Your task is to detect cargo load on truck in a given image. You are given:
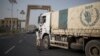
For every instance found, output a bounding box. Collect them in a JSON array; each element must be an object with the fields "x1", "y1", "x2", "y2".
[{"x1": 51, "y1": 2, "x2": 100, "y2": 37}]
